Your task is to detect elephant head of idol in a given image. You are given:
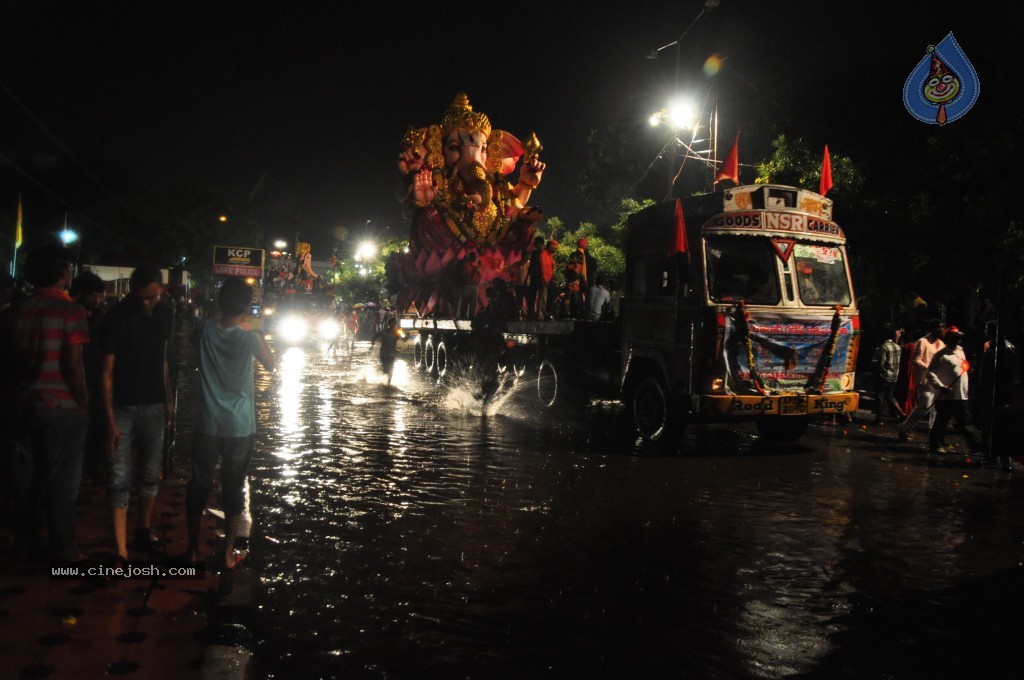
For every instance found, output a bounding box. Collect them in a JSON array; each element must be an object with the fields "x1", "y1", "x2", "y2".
[{"x1": 405, "y1": 92, "x2": 530, "y2": 247}]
